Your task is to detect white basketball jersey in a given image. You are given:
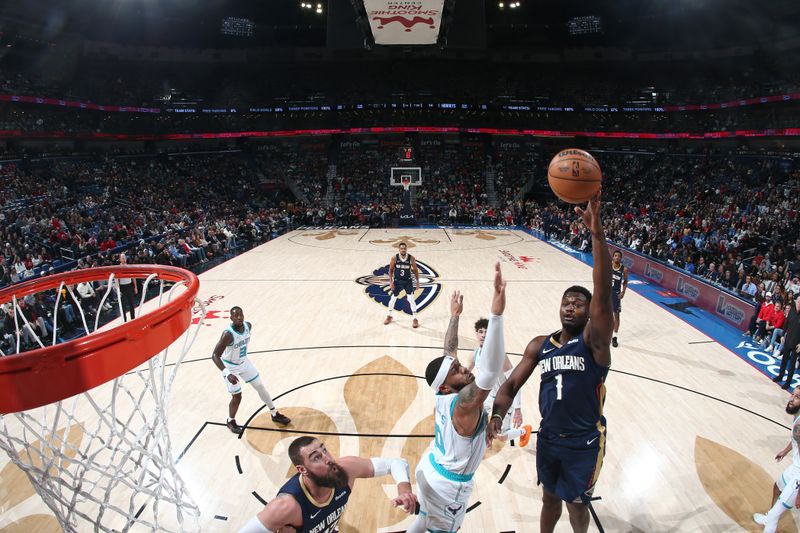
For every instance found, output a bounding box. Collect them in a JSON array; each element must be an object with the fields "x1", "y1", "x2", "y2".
[
  {"x1": 429, "y1": 393, "x2": 488, "y2": 477},
  {"x1": 222, "y1": 323, "x2": 250, "y2": 365}
]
